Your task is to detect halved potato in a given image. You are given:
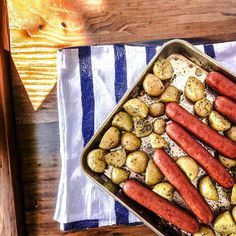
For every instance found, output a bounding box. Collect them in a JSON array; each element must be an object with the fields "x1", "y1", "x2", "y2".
[
  {"x1": 104, "y1": 149, "x2": 127, "y2": 167},
  {"x1": 134, "y1": 118, "x2": 153, "y2": 138},
  {"x1": 112, "y1": 111, "x2": 133, "y2": 131},
  {"x1": 99, "y1": 127, "x2": 121, "y2": 150},
  {"x1": 209, "y1": 111, "x2": 231, "y2": 132},
  {"x1": 232, "y1": 206, "x2": 236, "y2": 222},
  {"x1": 219, "y1": 154, "x2": 236, "y2": 168},
  {"x1": 153, "y1": 118, "x2": 166, "y2": 135},
  {"x1": 193, "y1": 225, "x2": 215, "y2": 236},
  {"x1": 153, "y1": 58, "x2": 174, "y2": 80},
  {"x1": 231, "y1": 184, "x2": 236, "y2": 205},
  {"x1": 145, "y1": 159, "x2": 163, "y2": 186},
  {"x1": 153, "y1": 182, "x2": 174, "y2": 201},
  {"x1": 226, "y1": 126, "x2": 236, "y2": 142},
  {"x1": 199, "y1": 176, "x2": 219, "y2": 201},
  {"x1": 87, "y1": 149, "x2": 107, "y2": 173},
  {"x1": 149, "y1": 102, "x2": 165, "y2": 117},
  {"x1": 111, "y1": 167, "x2": 130, "y2": 184},
  {"x1": 149, "y1": 133, "x2": 168, "y2": 149},
  {"x1": 121, "y1": 132, "x2": 141, "y2": 151},
  {"x1": 143, "y1": 74, "x2": 164, "y2": 96},
  {"x1": 126, "y1": 151, "x2": 149, "y2": 173},
  {"x1": 194, "y1": 98, "x2": 213, "y2": 117},
  {"x1": 159, "y1": 85, "x2": 180, "y2": 103},
  {"x1": 123, "y1": 98, "x2": 148, "y2": 118}
]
